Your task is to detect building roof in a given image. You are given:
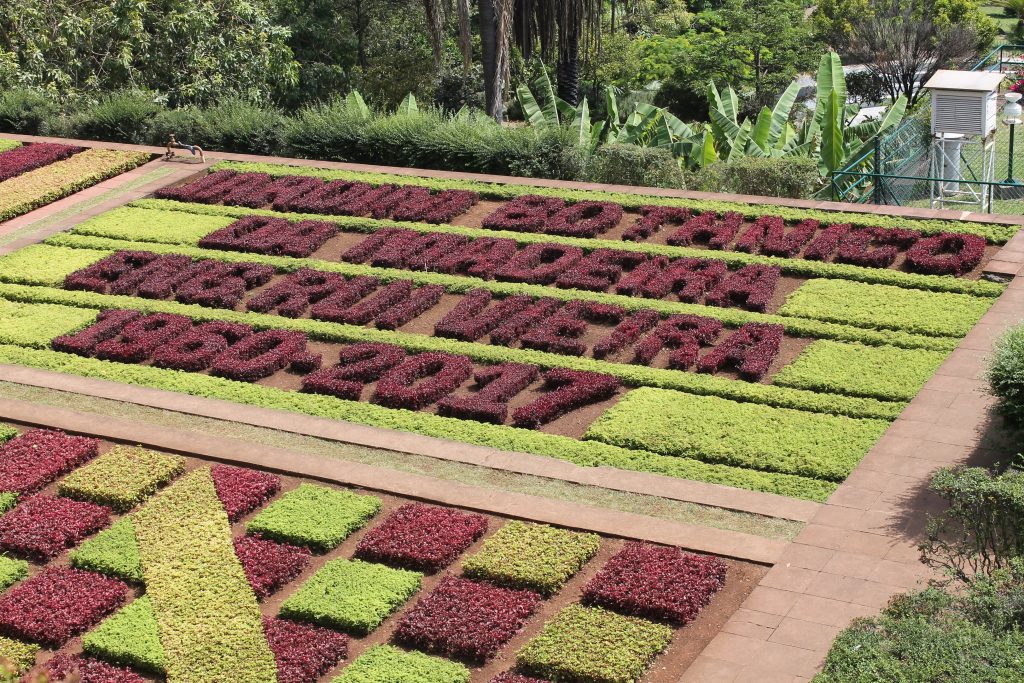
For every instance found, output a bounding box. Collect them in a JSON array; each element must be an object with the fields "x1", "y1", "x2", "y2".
[{"x1": 923, "y1": 70, "x2": 1004, "y2": 93}]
